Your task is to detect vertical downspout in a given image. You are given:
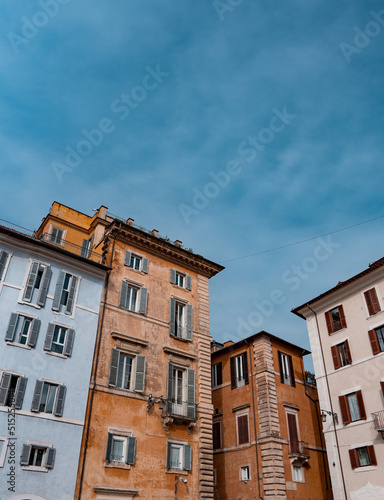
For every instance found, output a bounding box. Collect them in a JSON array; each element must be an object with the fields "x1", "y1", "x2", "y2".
[{"x1": 306, "y1": 304, "x2": 347, "y2": 500}]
